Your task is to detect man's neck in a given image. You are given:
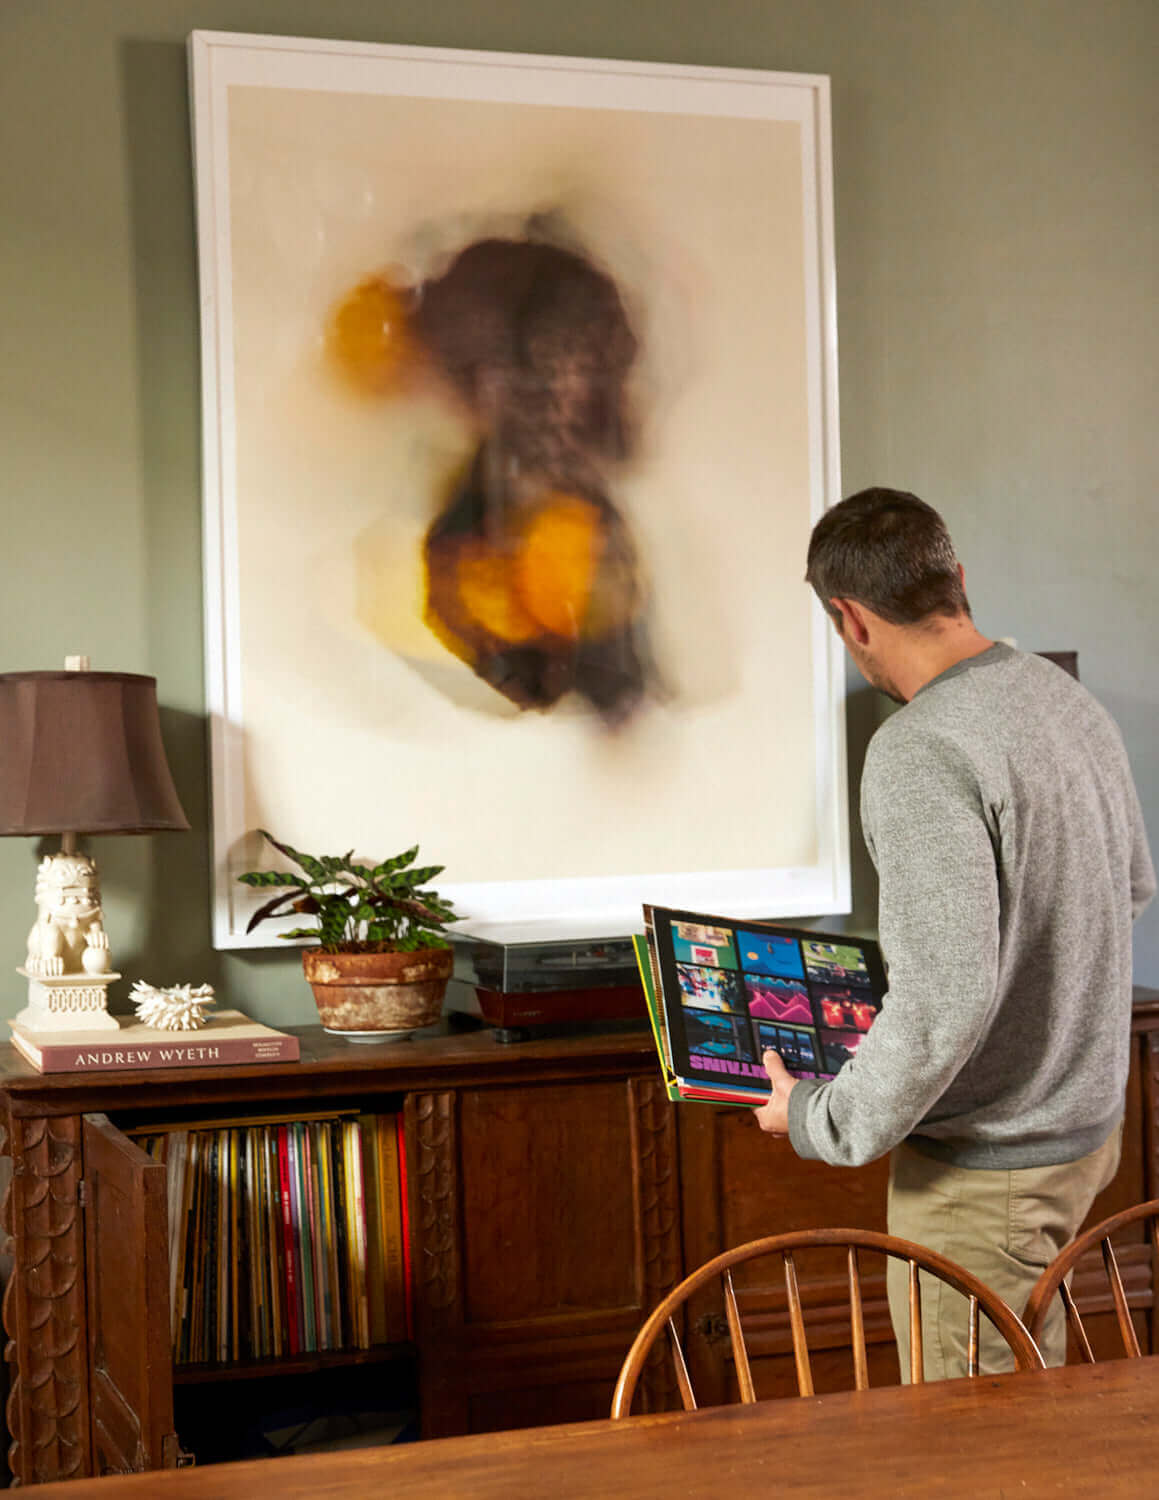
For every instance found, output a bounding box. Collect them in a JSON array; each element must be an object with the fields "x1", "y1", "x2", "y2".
[{"x1": 894, "y1": 617, "x2": 995, "y2": 701}]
